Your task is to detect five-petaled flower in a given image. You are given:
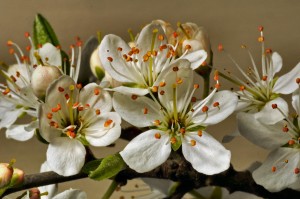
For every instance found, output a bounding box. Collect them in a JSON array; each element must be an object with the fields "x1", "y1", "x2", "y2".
[{"x1": 39, "y1": 75, "x2": 121, "y2": 176}]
